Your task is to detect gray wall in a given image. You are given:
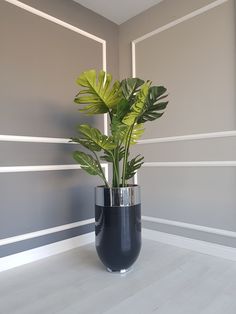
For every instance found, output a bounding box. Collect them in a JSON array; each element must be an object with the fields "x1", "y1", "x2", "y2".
[
  {"x1": 120, "y1": 0, "x2": 236, "y2": 247},
  {"x1": 1, "y1": 0, "x2": 235, "y2": 261},
  {"x1": 0, "y1": 0, "x2": 118, "y2": 257}
]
